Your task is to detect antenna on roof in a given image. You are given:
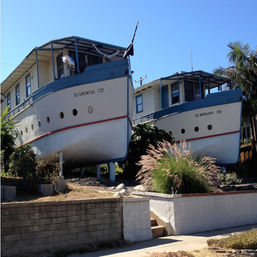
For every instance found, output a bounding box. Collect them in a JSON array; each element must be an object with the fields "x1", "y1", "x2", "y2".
[
  {"x1": 135, "y1": 75, "x2": 147, "y2": 86},
  {"x1": 191, "y1": 50, "x2": 193, "y2": 71},
  {"x1": 123, "y1": 22, "x2": 139, "y2": 59}
]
